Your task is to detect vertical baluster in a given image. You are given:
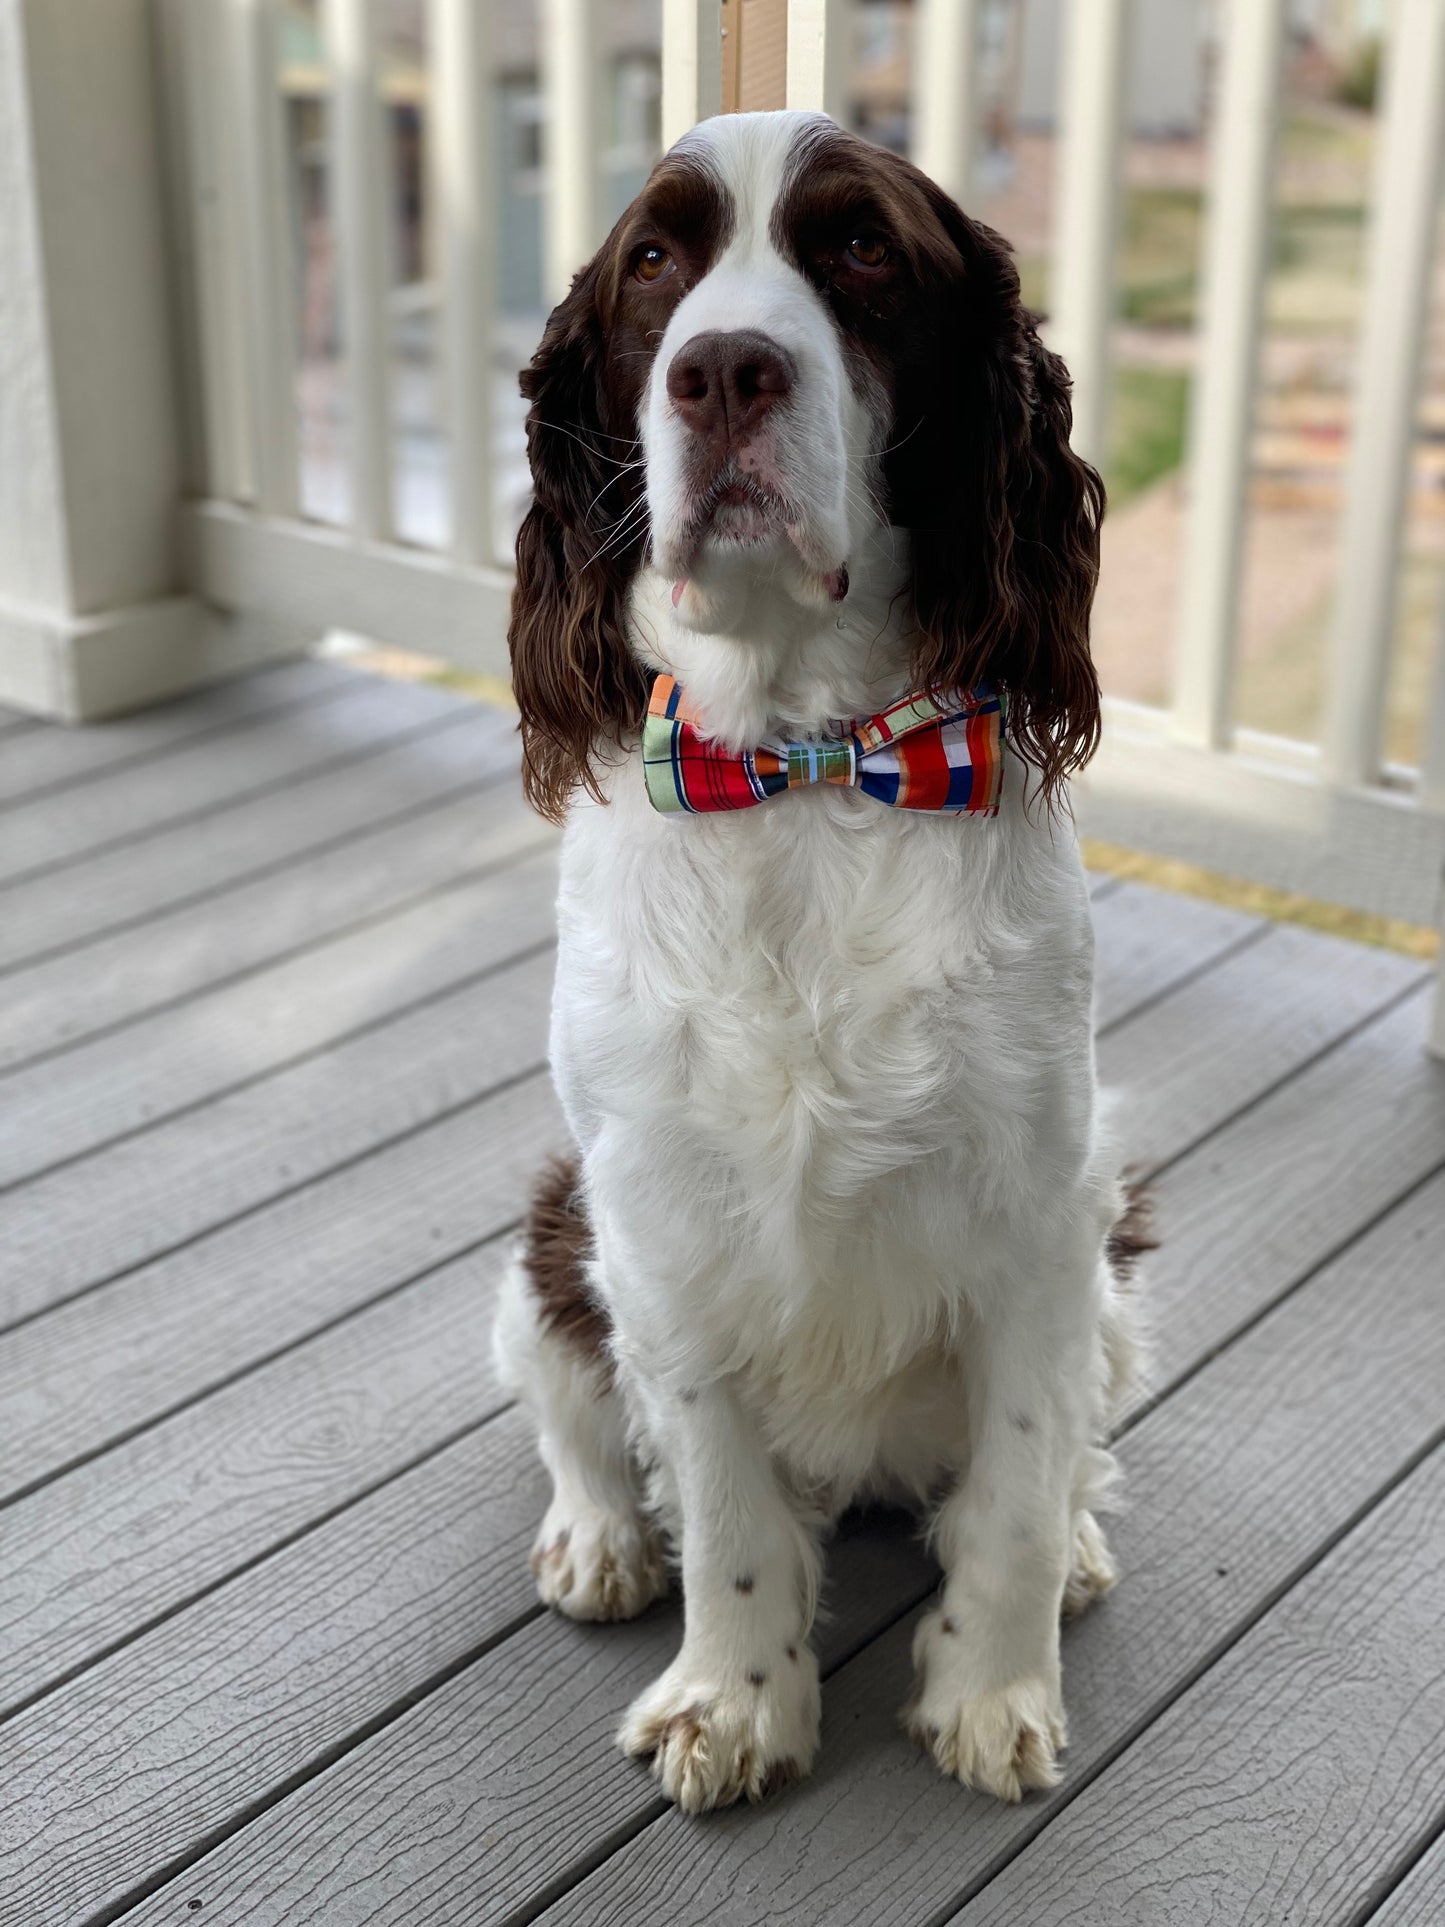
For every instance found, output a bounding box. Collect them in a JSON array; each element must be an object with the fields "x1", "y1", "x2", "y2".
[
  {"x1": 1050, "y1": 0, "x2": 1131, "y2": 471},
  {"x1": 323, "y1": 0, "x2": 393, "y2": 541},
  {"x1": 1423, "y1": 594, "x2": 1445, "y2": 812},
  {"x1": 786, "y1": 0, "x2": 844, "y2": 119},
  {"x1": 152, "y1": 0, "x2": 211, "y2": 496},
  {"x1": 1324, "y1": 0, "x2": 1445, "y2": 792},
  {"x1": 233, "y1": 0, "x2": 300, "y2": 518},
  {"x1": 1420, "y1": 553, "x2": 1445, "y2": 1053},
  {"x1": 434, "y1": 0, "x2": 496, "y2": 567},
  {"x1": 179, "y1": 0, "x2": 253, "y2": 502},
  {"x1": 662, "y1": 0, "x2": 722, "y2": 148},
  {"x1": 541, "y1": 0, "x2": 601, "y2": 307},
  {"x1": 911, "y1": 0, "x2": 983, "y2": 208},
  {"x1": 1171, "y1": 0, "x2": 1287, "y2": 751}
]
